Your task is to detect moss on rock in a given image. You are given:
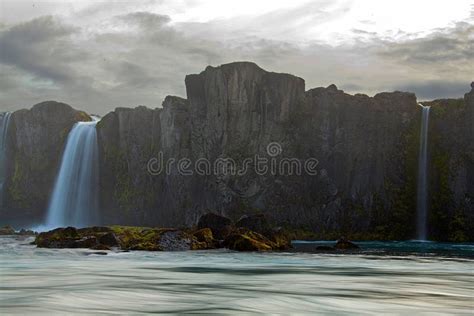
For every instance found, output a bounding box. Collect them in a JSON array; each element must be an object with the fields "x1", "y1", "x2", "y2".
[{"x1": 223, "y1": 228, "x2": 276, "y2": 252}]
